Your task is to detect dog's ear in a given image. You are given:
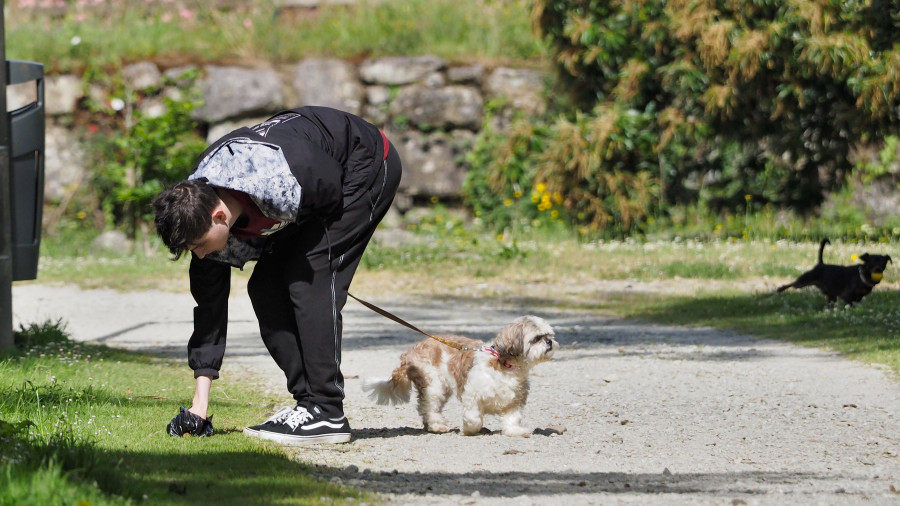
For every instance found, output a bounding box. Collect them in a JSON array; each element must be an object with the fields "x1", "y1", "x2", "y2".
[
  {"x1": 861, "y1": 253, "x2": 870, "y2": 263},
  {"x1": 493, "y1": 320, "x2": 525, "y2": 358},
  {"x1": 888, "y1": 256, "x2": 893, "y2": 264}
]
